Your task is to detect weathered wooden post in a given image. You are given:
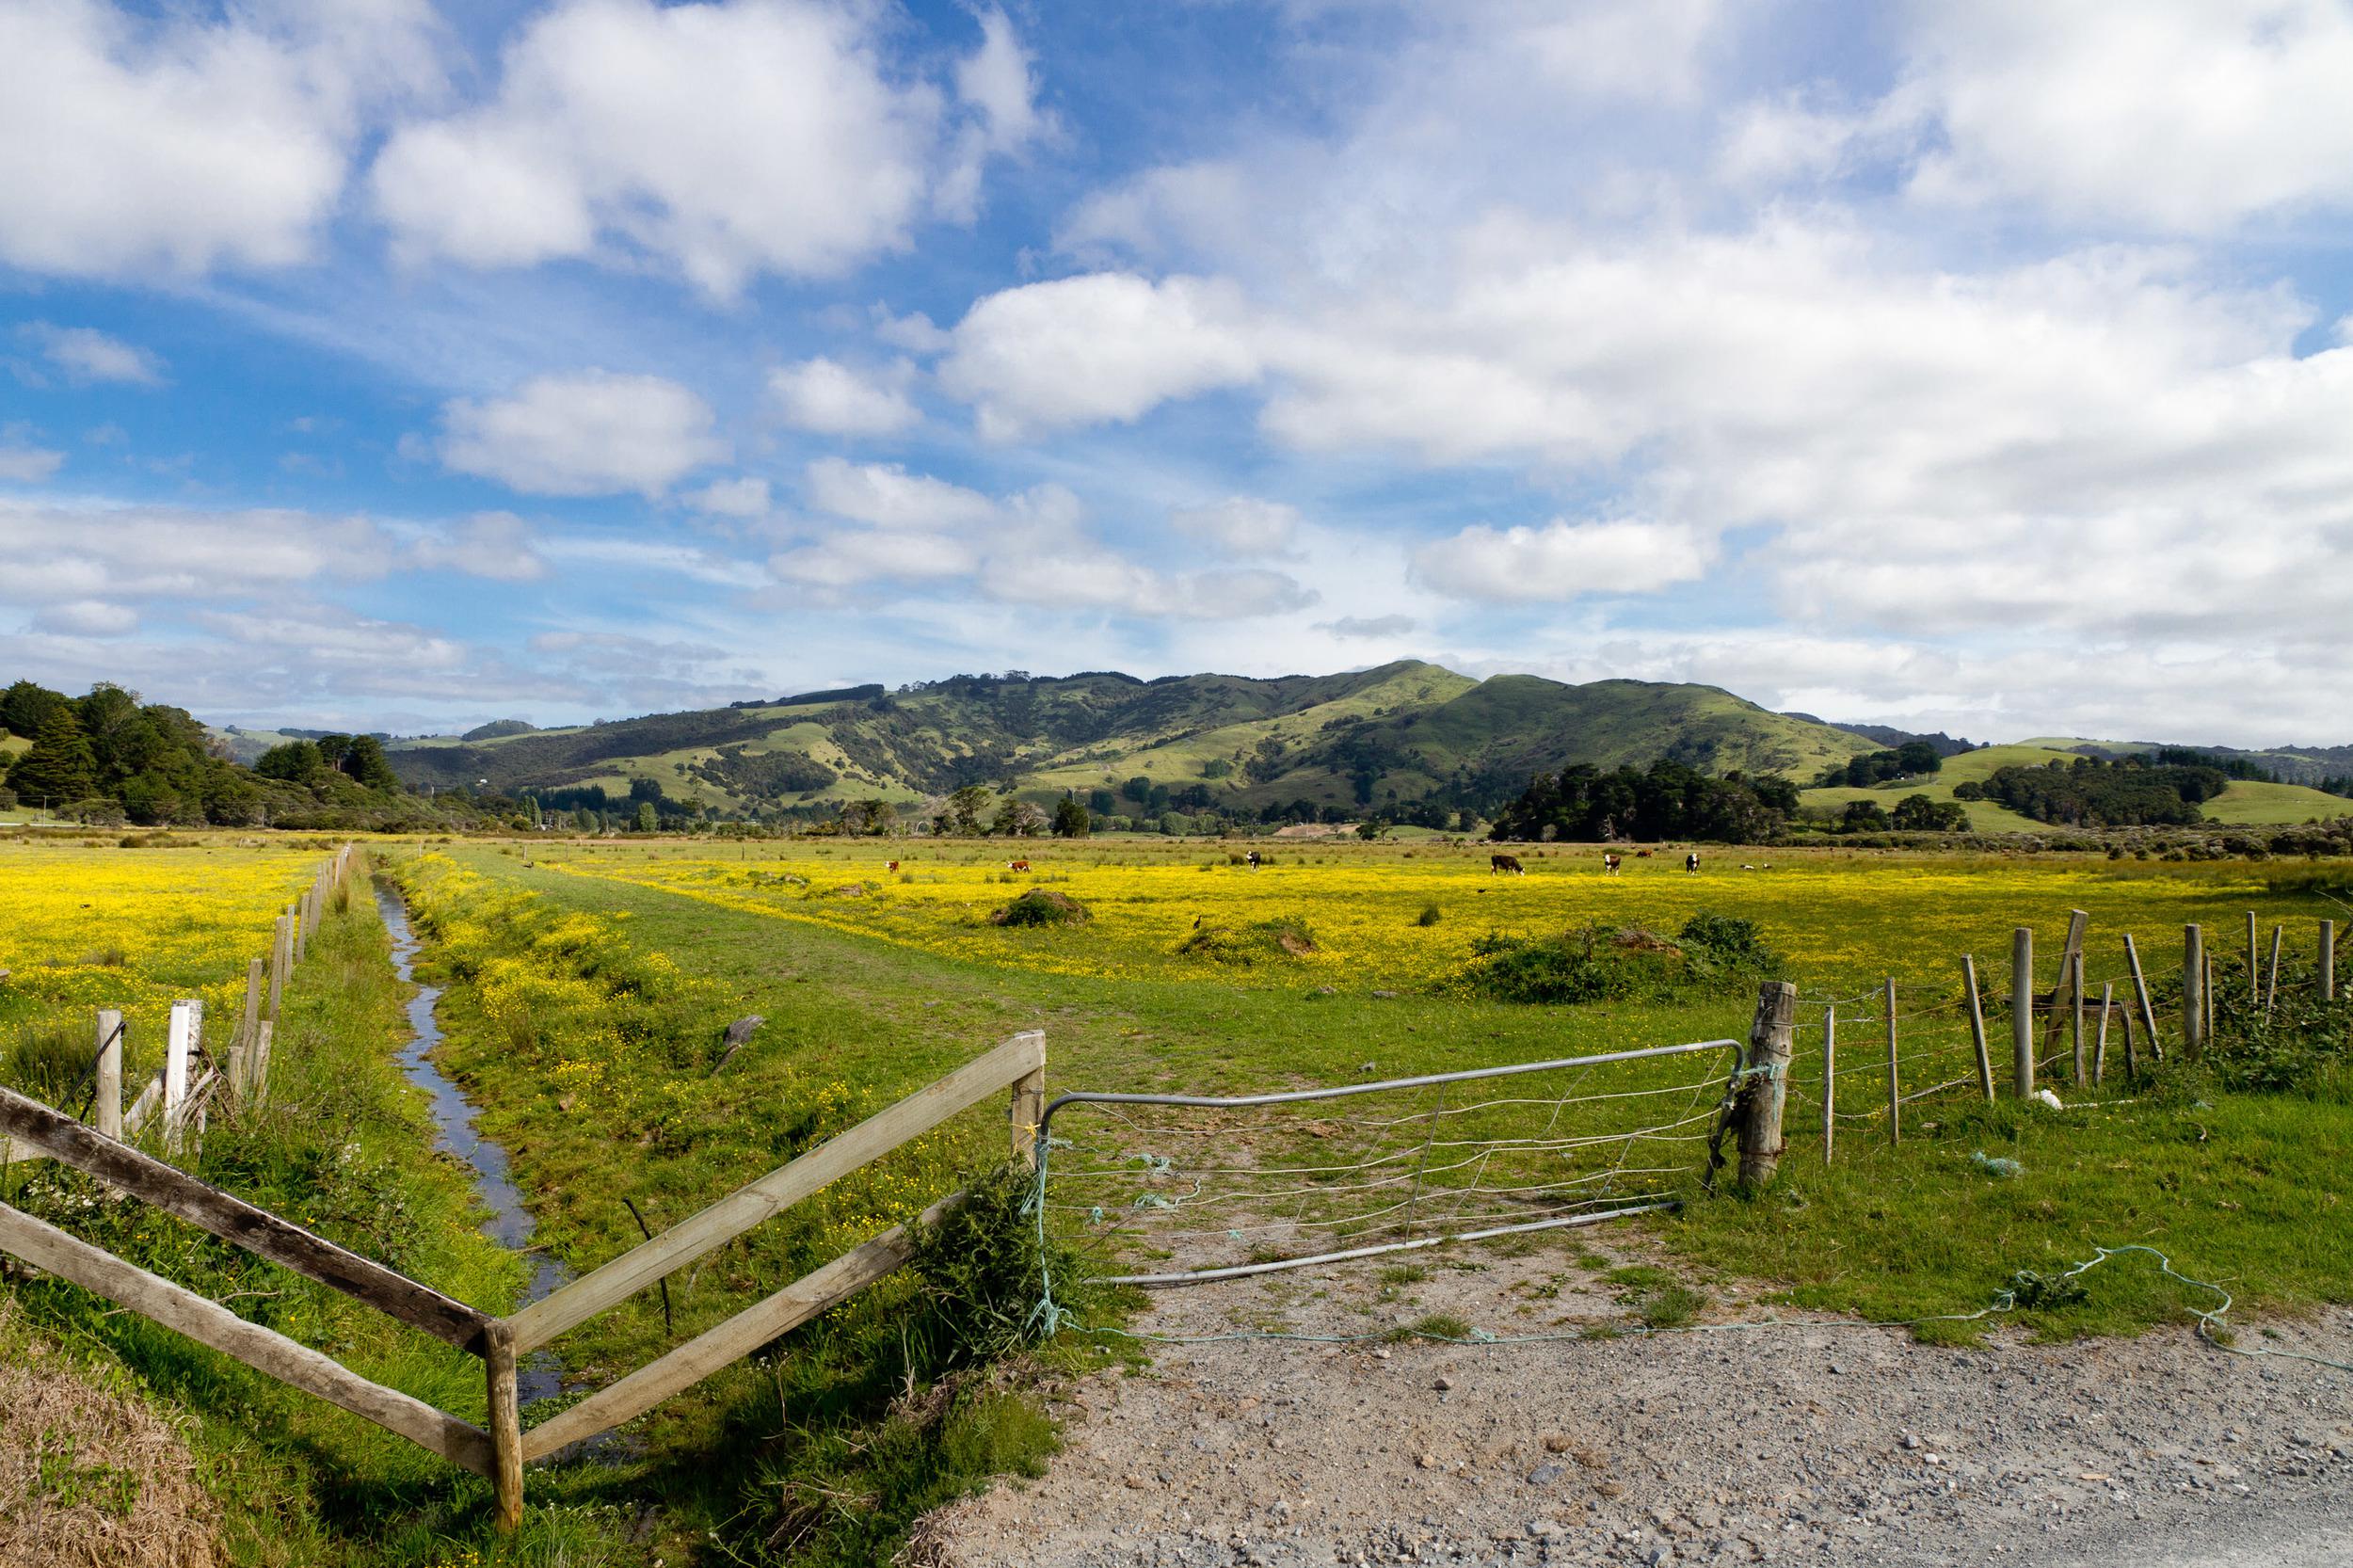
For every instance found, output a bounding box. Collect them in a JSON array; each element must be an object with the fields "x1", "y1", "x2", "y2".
[
  {"x1": 251, "y1": 1022, "x2": 275, "y2": 1106},
  {"x1": 2092, "y1": 984, "x2": 2114, "y2": 1086},
  {"x1": 94, "y1": 1010, "x2": 124, "y2": 1141},
  {"x1": 1883, "y1": 977, "x2": 1899, "y2": 1145},
  {"x1": 164, "y1": 1000, "x2": 200, "y2": 1152},
  {"x1": 2184, "y1": 924, "x2": 2205, "y2": 1059},
  {"x1": 2010, "y1": 927, "x2": 2034, "y2": 1099},
  {"x1": 2071, "y1": 951, "x2": 2088, "y2": 1087},
  {"x1": 1737, "y1": 981, "x2": 1796, "y2": 1186},
  {"x1": 1819, "y1": 1005, "x2": 1836, "y2": 1164},
  {"x1": 485, "y1": 1319, "x2": 523, "y2": 1532},
  {"x1": 2041, "y1": 909, "x2": 2089, "y2": 1058},
  {"x1": 2121, "y1": 1000, "x2": 2137, "y2": 1077},
  {"x1": 268, "y1": 915, "x2": 293, "y2": 1020},
  {"x1": 2324, "y1": 919, "x2": 2337, "y2": 1002},
  {"x1": 2124, "y1": 934, "x2": 2162, "y2": 1061},
  {"x1": 235, "y1": 958, "x2": 264, "y2": 1103},
  {"x1": 1010, "y1": 1063, "x2": 1046, "y2": 1173},
  {"x1": 1963, "y1": 955, "x2": 1994, "y2": 1101},
  {"x1": 2245, "y1": 911, "x2": 2258, "y2": 1023}
]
